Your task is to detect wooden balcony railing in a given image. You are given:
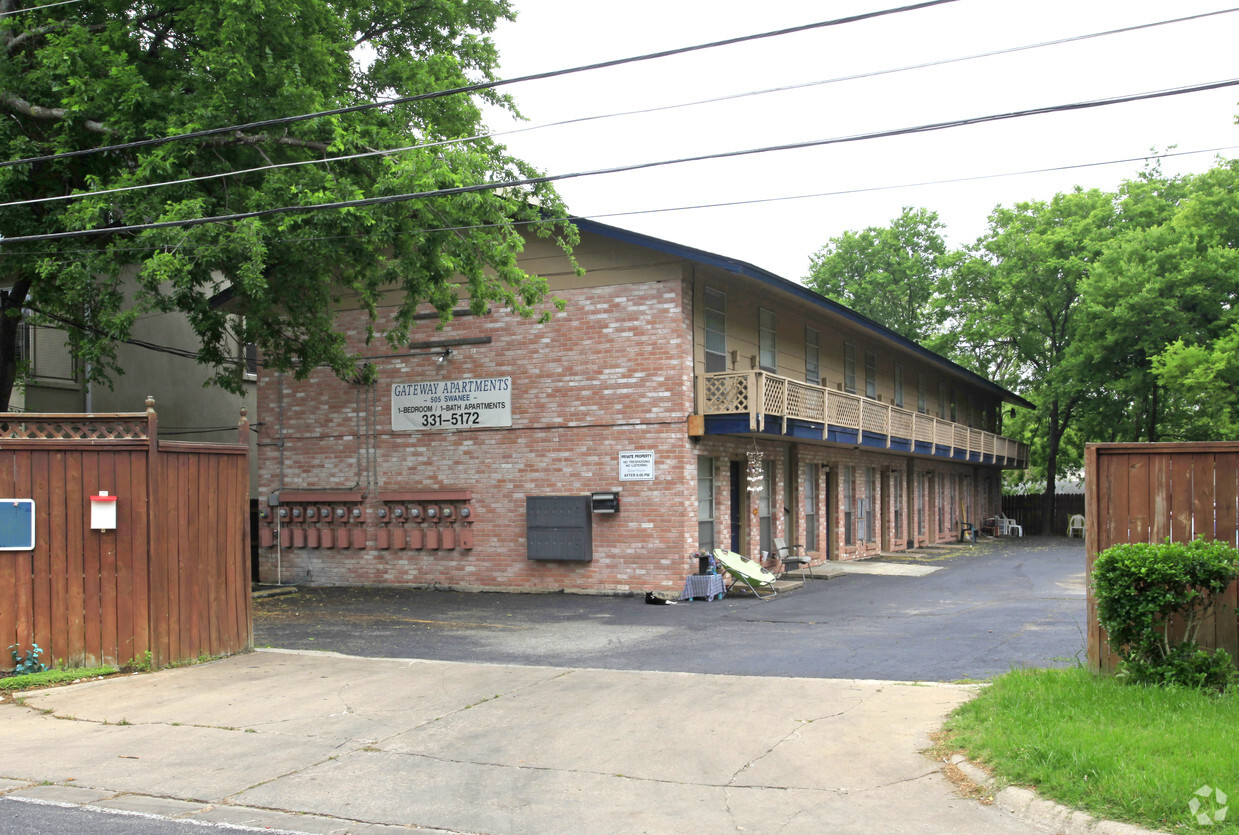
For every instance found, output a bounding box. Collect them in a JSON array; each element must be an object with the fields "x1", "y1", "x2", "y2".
[{"x1": 696, "y1": 371, "x2": 1029, "y2": 468}]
